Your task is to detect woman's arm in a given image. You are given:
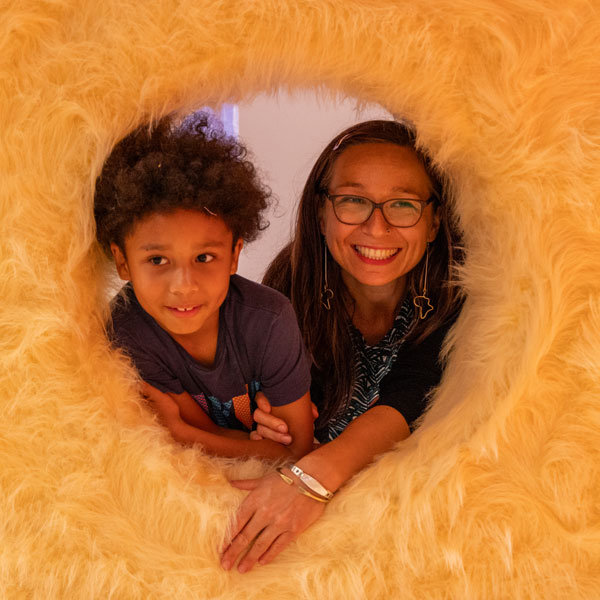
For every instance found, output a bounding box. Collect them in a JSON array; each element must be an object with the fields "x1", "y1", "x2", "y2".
[
  {"x1": 142, "y1": 383, "x2": 314, "y2": 460},
  {"x1": 220, "y1": 405, "x2": 409, "y2": 572},
  {"x1": 251, "y1": 316, "x2": 454, "y2": 443}
]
